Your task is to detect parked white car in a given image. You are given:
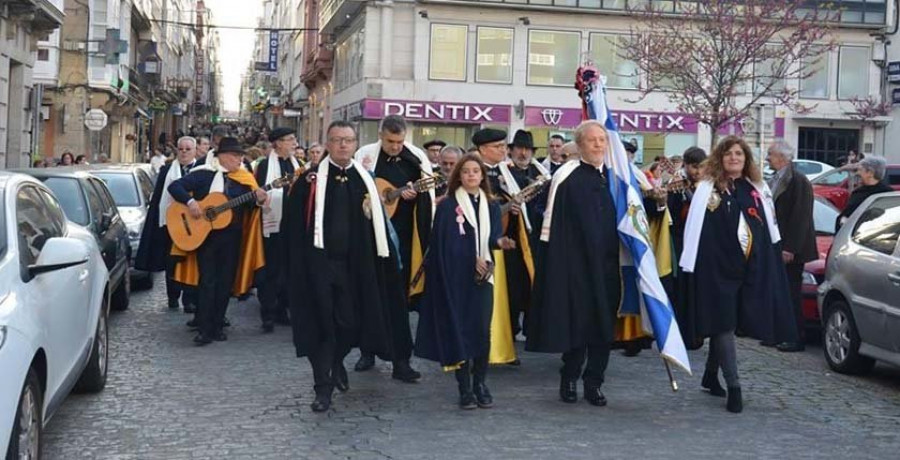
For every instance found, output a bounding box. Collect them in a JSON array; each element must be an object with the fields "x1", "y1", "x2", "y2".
[
  {"x1": 0, "y1": 172, "x2": 110, "y2": 458},
  {"x1": 764, "y1": 159, "x2": 835, "y2": 182}
]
